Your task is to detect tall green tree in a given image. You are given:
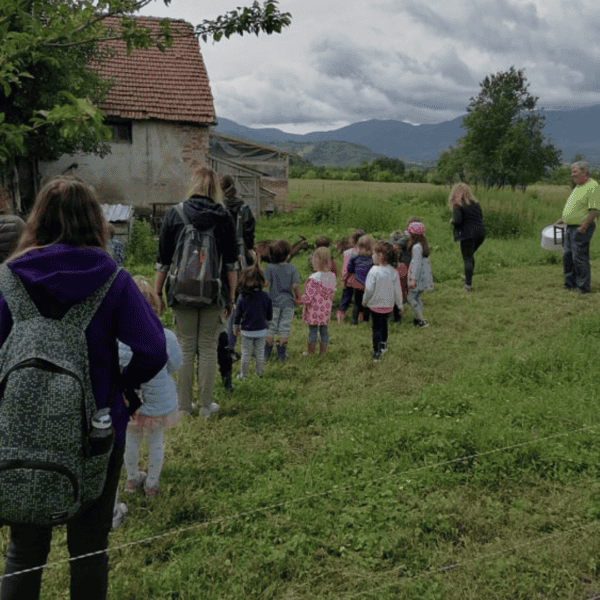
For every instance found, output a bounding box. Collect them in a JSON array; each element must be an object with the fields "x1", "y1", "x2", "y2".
[
  {"x1": 458, "y1": 67, "x2": 560, "y2": 190},
  {"x1": 1, "y1": 0, "x2": 291, "y2": 188}
]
